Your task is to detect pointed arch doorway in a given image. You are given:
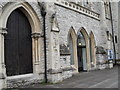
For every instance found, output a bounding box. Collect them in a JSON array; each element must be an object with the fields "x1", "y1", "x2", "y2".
[
  {"x1": 77, "y1": 27, "x2": 91, "y2": 72},
  {"x1": 4, "y1": 8, "x2": 33, "y2": 76},
  {"x1": 77, "y1": 32, "x2": 87, "y2": 72}
]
